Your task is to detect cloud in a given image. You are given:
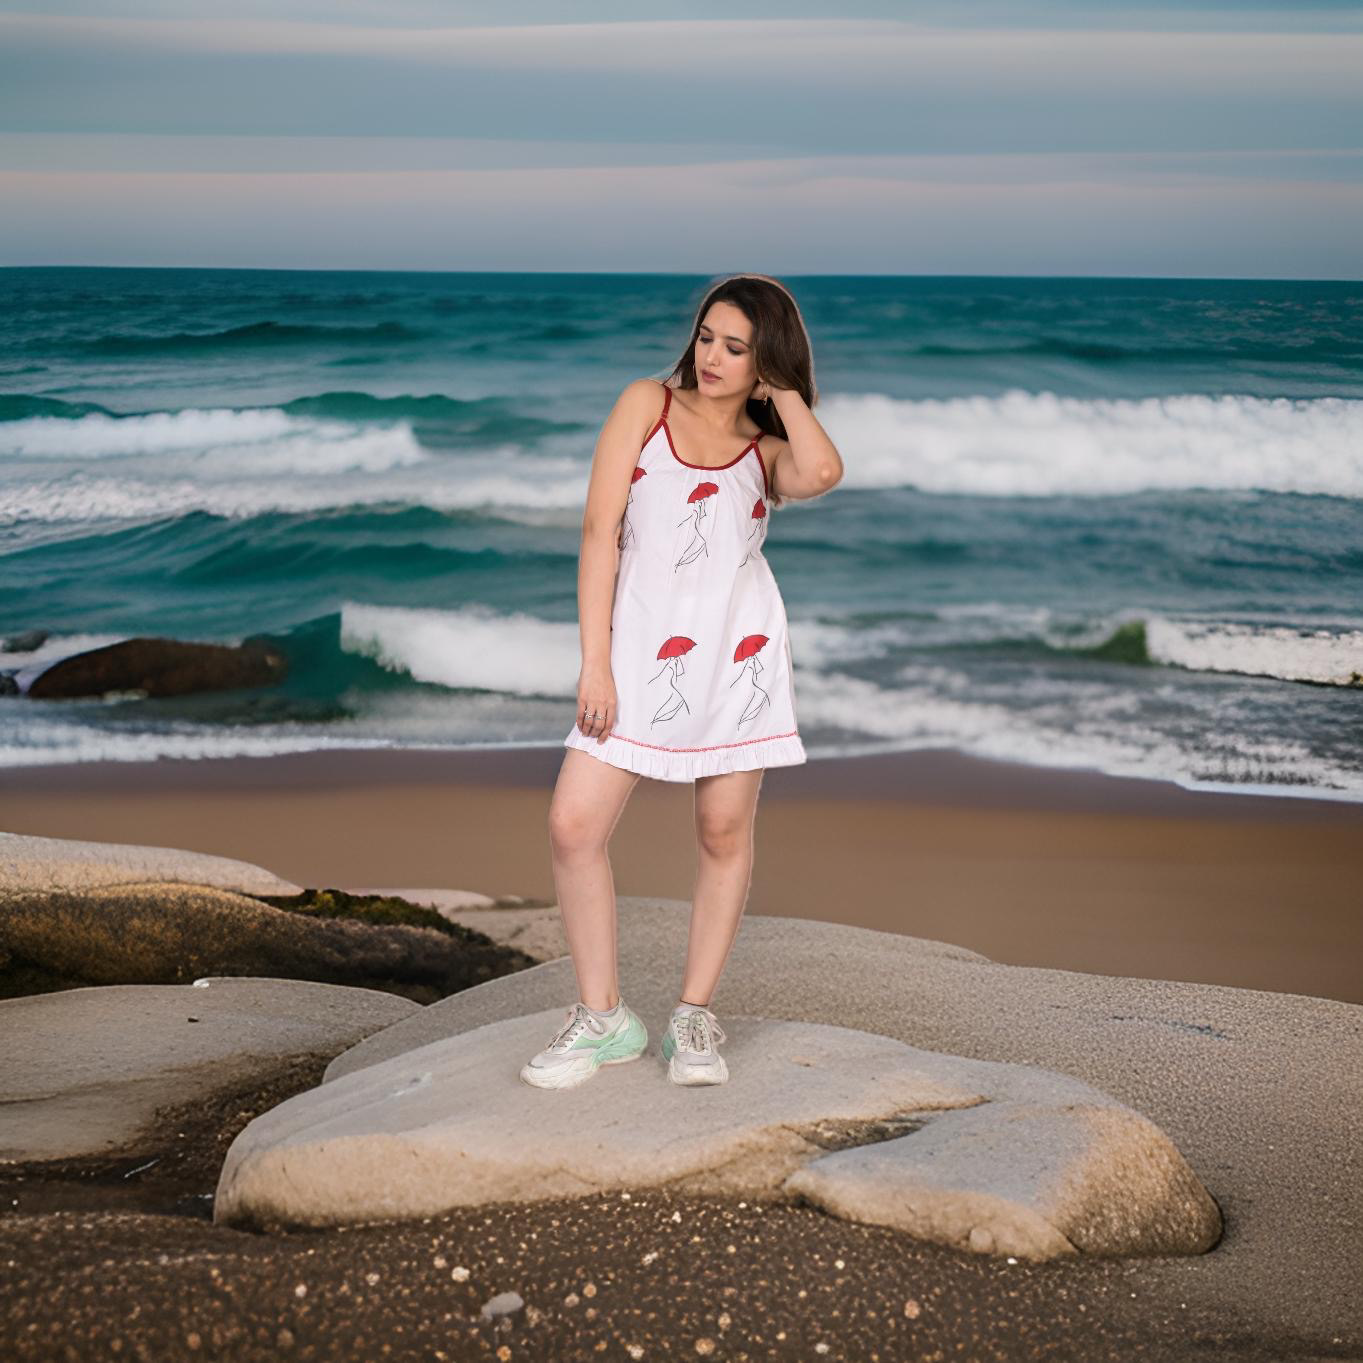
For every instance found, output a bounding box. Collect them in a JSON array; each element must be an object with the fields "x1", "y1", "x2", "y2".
[
  {"x1": 3, "y1": 152, "x2": 1359, "y2": 276},
  {"x1": 2, "y1": 14, "x2": 1360, "y2": 97},
  {"x1": 2, "y1": 7, "x2": 1357, "y2": 273}
]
